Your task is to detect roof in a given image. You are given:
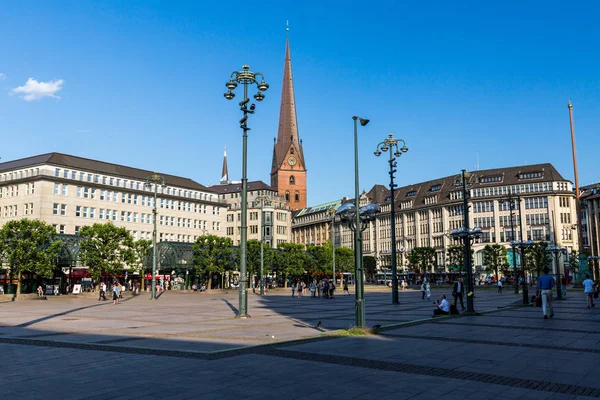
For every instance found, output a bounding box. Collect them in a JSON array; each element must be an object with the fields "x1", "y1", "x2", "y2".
[
  {"x1": 384, "y1": 163, "x2": 568, "y2": 211},
  {"x1": 294, "y1": 199, "x2": 342, "y2": 217},
  {"x1": 0, "y1": 152, "x2": 213, "y2": 192},
  {"x1": 209, "y1": 180, "x2": 275, "y2": 195}
]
